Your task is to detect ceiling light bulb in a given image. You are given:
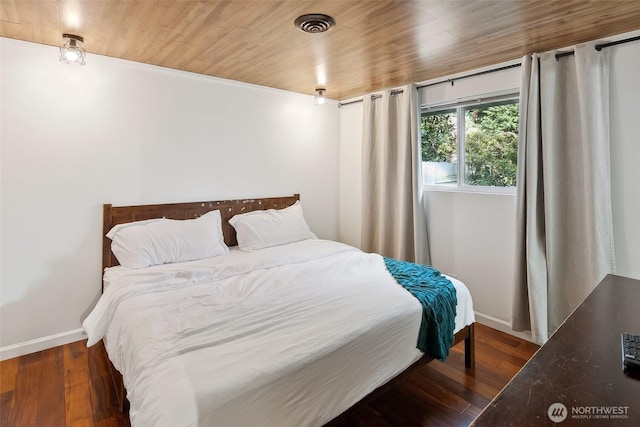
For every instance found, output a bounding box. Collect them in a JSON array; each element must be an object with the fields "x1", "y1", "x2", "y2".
[{"x1": 65, "y1": 49, "x2": 79, "y2": 62}]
